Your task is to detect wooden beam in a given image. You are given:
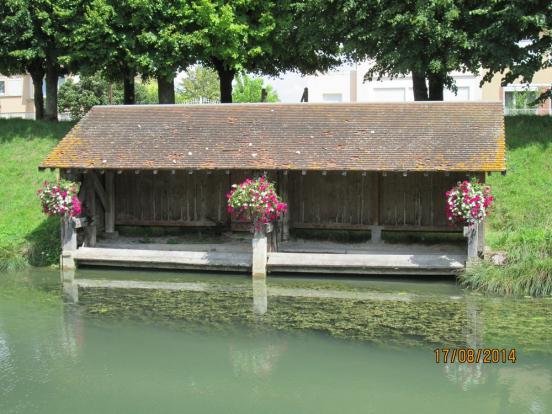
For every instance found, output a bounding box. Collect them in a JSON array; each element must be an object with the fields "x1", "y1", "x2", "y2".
[
  {"x1": 88, "y1": 170, "x2": 108, "y2": 210},
  {"x1": 291, "y1": 222, "x2": 461, "y2": 232},
  {"x1": 280, "y1": 172, "x2": 290, "y2": 242},
  {"x1": 115, "y1": 219, "x2": 218, "y2": 227},
  {"x1": 104, "y1": 171, "x2": 115, "y2": 234},
  {"x1": 372, "y1": 173, "x2": 380, "y2": 225},
  {"x1": 83, "y1": 174, "x2": 97, "y2": 247}
]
